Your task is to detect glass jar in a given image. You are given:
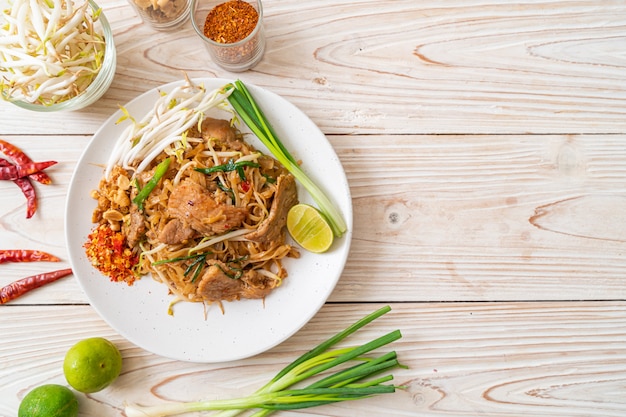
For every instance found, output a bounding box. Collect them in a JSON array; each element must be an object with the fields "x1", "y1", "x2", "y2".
[
  {"x1": 191, "y1": 0, "x2": 265, "y2": 72},
  {"x1": 128, "y1": 0, "x2": 191, "y2": 30},
  {"x1": 6, "y1": 0, "x2": 117, "y2": 112}
]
